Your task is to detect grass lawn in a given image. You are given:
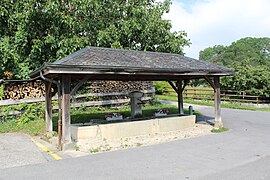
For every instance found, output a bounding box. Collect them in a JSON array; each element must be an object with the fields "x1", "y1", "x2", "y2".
[{"x1": 0, "y1": 119, "x2": 45, "y2": 136}]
